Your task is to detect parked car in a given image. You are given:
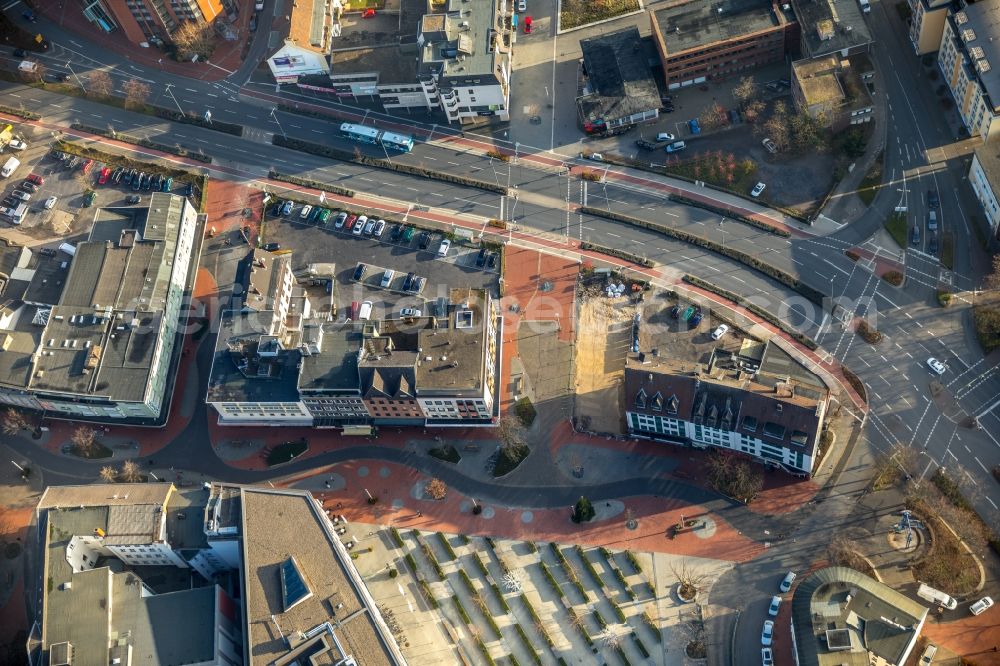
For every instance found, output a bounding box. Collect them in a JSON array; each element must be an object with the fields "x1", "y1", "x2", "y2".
[
  {"x1": 112, "y1": 167, "x2": 124, "y2": 183},
  {"x1": 911, "y1": 225, "x2": 920, "y2": 245},
  {"x1": 768, "y1": 596, "x2": 782, "y2": 616},
  {"x1": 400, "y1": 307, "x2": 422, "y2": 318},
  {"x1": 44, "y1": 196, "x2": 58, "y2": 209},
  {"x1": 656, "y1": 132, "x2": 675, "y2": 142},
  {"x1": 438, "y1": 239, "x2": 451, "y2": 256},
  {"x1": 125, "y1": 195, "x2": 141, "y2": 204},
  {"x1": 299, "y1": 204, "x2": 313, "y2": 219},
  {"x1": 635, "y1": 139, "x2": 659, "y2": 151},
  {"x1": 689, "y1": 309, "x2": 703, "y2": 327},
  {"x1": 98, "y1": 166, "x2": 111, "y2": 185},
  {"x1": 20, "y1": 181, "x2": 37, "y2": 192},
  {"x1": 263, "y1": 242, "x2": 281, "y2": 251},
  {"x1": 928, "y1": 233, "x2": 939, "y2": 254},
  {"x1": 317, "y1": 208, "x2": 331, "y2": 224},
  {"x1": 353, "y1": 263, "x2": 367, "y2": 281},
  {"x1": 12, "y1": 49, "x2": 26, "y2": 58},
  {"x1": 133, "y1": 173, "x2": 145, "y2": 191},
  {"x1": 389, "y1": 224, "x2": 403, "y2": 241},
  {"x1": 11, "y1": 190, "x2": 31, "y2": 201},
  {"x1": 751, "y1": 182, "x2": 766, "y2": 197},
  {"x1": 779, "y1": 572, "x2": 796, "y2": 592},
  {"x1": 761, "y1": 621, "x2": 774, "y2": 647},
  {"x1": 332, "y1": 212, "x2": 348, "y2": 228},
  {"x1": 927, "y1": 210, "x2": 938, "y2": 231},
  {"x1": 354, "y1": 215, "x2": 368, "y2": 235},
  {"x1": 144, "y1": 174, "x2": 155, "y2": 191},
  {"x1": 524, "y1": 16, "x2": 532, "y2": 33},
  {"x1": 927, "y1": 357, "x2": 946, "y2": 375},
  {"x1": 280, "y1": 200, "x2": 294, "y2": 216},
  {"x1": 364, "y1": 217, "x2": 377, "y2": 234},
  {"x1": 927, "y1": 189, "x2": 940, "y2": 208},
  {"x1": 402, "y1": 272, "x2": 415, "y2": 291},
  {"x1": 83, "y1": 191, "x2": 97, "y2": 207},
  {"x1": 761, "y1": 648, "x2": 774, "y2": 666},
  {"x1": 418, "y1": 231, "x2": 431, "y2": 249},
  {"x1": 162, "y1": 176, "x2": 173, "y2": 192},
  {"x1": 587, "y1": 153, "x2": 603, "y2": 161},
  {"x1": 402, "y1": 226, "x2": 416, "y2": 242},
  {"x1": 80, "y1": 158, "x2": 94, "y2": 174},
  {"x1": 123, "y1": 169, "x2": 135, "y2": 185},
  {"x1": 380, "y1": 269, "x2": 394, "y2": 288},
  {"x1": 39, "y1": 248, "x2": 57, "y2": 257},
  {"x1": 7, "y1": 139, "x2": 27, "y2": 151},
  {"x1": 762, "y1": 138, "x2": 778, "y2": 154},
  {"x1": 665, "y1": 141, "x2": 687, "y2": 153},
  {"x1": 345, "y1": 214, "x2": 358, "y2": 230},
  {"x1": 373, "y1": 219, "x2": 386, "y2": 237},
  {"x1": 517, "y1": 0, "x2": 526, "y2": 10},
  {"x1": 688, "y1": 118, "x2": 701, "y2": 134},
  {"x1": 970, "y1": 596, "x2": 994, "y2": 616},
  {"x1": 26, "y1": 173, "x2": 44, "y2": 186}
]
